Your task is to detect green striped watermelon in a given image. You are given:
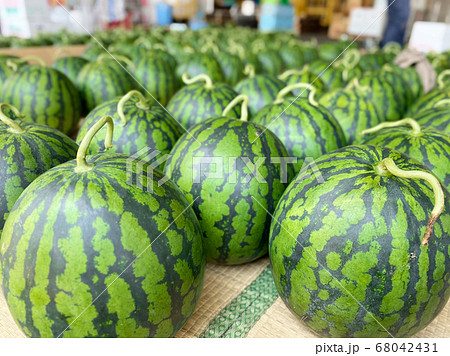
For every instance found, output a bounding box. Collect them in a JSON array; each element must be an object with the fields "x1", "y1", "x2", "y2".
[
  {"x1": 0, "y1": 58, "x2": 20, "y2": 87},
  {"x1": 406, "y1": 87, "x2": 450, "y2": 117},
  {"x1": 0, "y1": 103, "x2": 78, "y2": 233},
  {"x1": 357, "y1": 53, "x2": 386, "y2": 72},
  {"x1": 359, "y1": 119, "x2": 450, "y2": 190},
  {"x1": 1, "y1": 63, "x2": 82, "y2": 135},
  {"x1": 318, "y1": 88, "x2": 383, "y2": 144},
  {"x1": 299, "y1": 43, "x2": 319, "y2": 63},
  {"x1": 317, "y1": 42, "x2": 345, "y2": 62},
  {"x1": 51, "y1": 56, "x2": 89, "y2": 88},
  {"x1": 279, "y1": 45, "x2": 305, "y2": 70},
  {"x1": 350, "y1": 75, "x2": 404, "y2": 122},
  {"x1": 176, "y1": 53, "x2": 224, "y2": 84},
  {"x1": 309, "y1": 60, "x2": 345, "y2": 90},
  {"x1": 379, "y1": 70, "x2": 412, "y2": 111},
  {"x1": 216, "y1": 52, "x2": 244, "y2": 86},
  {"x1": 164, "y1": 96, "x2": 294, "y2": 265},
  {"x1": 336, "y1": 49, "x2": 363, "y2": 84},
  {"x1": 251, "y1": 83, "x2": 346, "y2": 174},
  {"x1": 144, "y1": 49, "x2": 178, "y2": 70},
  {"x1": 133, "y1": 55, "x2": 178, "y2": 106},
  {"x1": 81, "y1": 45, "x2": 105, "y2": 61},
  {"x1": 278, "y1": 68, "x2": 326, "y2": 99},
  {"x1": 234, "y1": 74, "x2": 285, "y2": 118},
  {"x1": 77, "y1": 56, "x2": 136, "y2": 113},
  {"x1": 414, "y1": 107, "x2": 450, "y2": 134},
  {"x1": 0, "y1": 116, "x2": 205, "y2": 337},
  {"x1": 270, "y1": 144, "x2": 450, "y2": 337},
  {"x1": 166, "y1": 74, "x2": 240, "y2": 129},
  {"x1": 382, "y1": 64, "x2": 423, "y2": 102},
  {"x1": 256, "y1": 50, "x2": 284, "y2": 76},
  {"x1": 76, "y1": 90, "x2": 182, "y2": 161}
]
